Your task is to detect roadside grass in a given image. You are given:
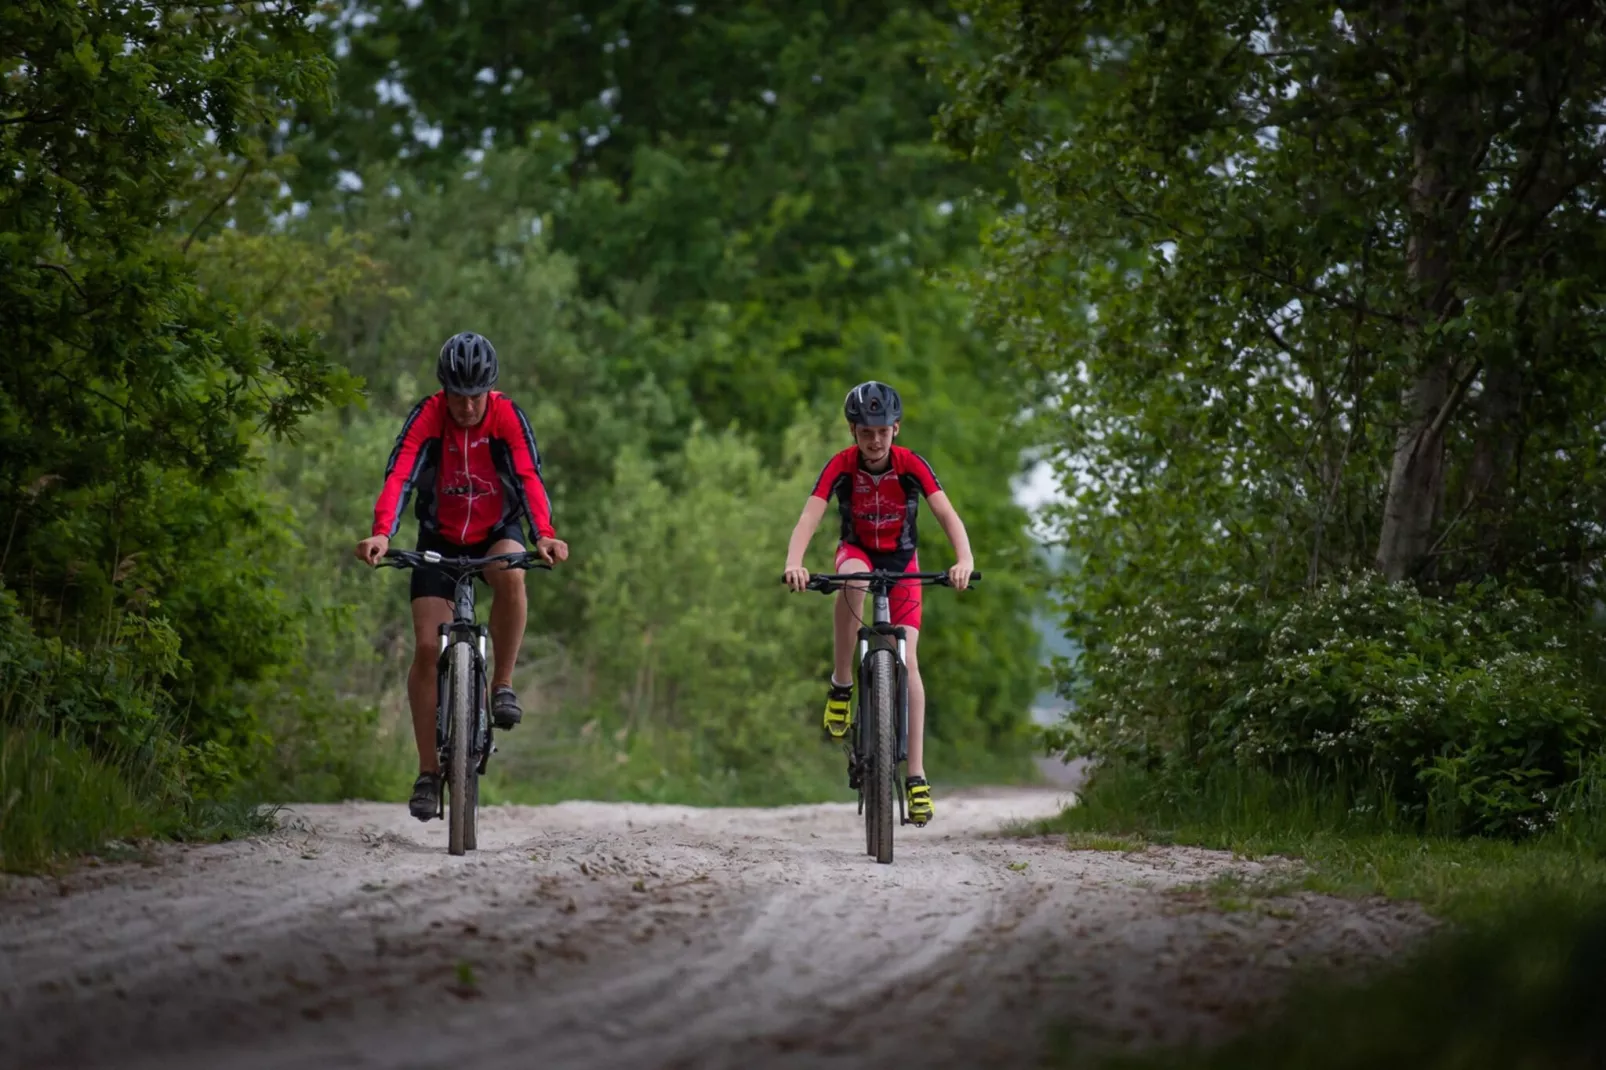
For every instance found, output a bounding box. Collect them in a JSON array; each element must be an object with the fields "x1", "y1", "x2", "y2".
[
  {"x1": 1, "y1": 726, "x2": 298, "y2": 875},
  {"x1": 1024, "y1": 762, "x2": 1606, "y2": 924},
  {"x1": 0, "y1": 727, "x2": 155, "y2": 873}
]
